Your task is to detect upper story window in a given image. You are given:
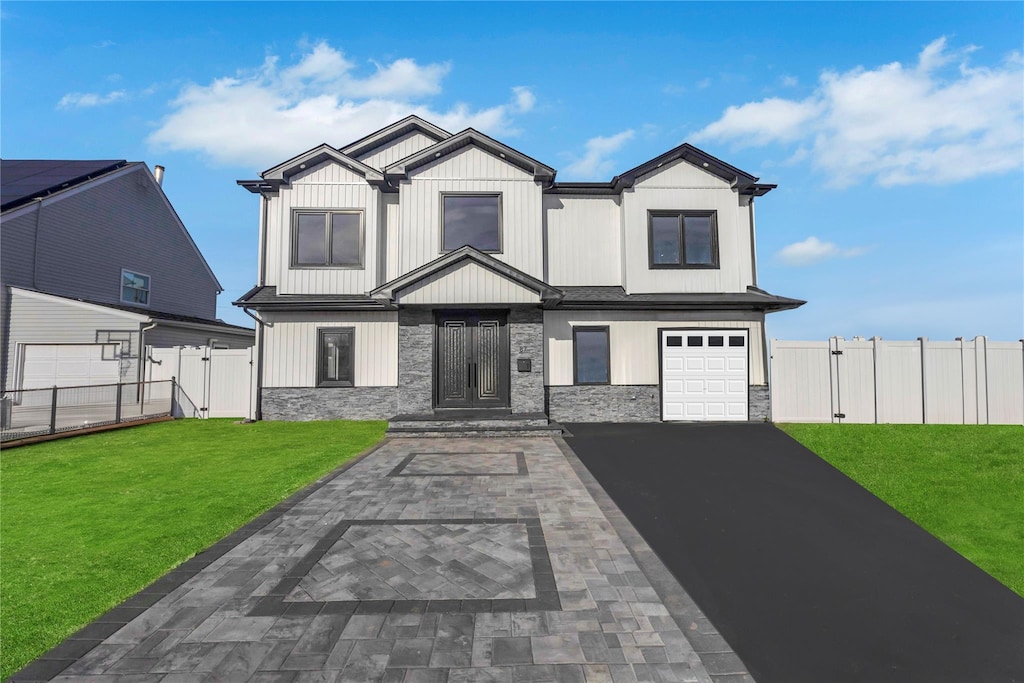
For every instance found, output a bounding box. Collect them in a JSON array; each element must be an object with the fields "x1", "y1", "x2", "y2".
[
  {"x1": 292, "y1": 210, "x2": 363, "y2": 268},
  {"x1": 442, "y1": 194, "x2": 502, "y2": 252},
  {"x1": 121, "y1": 269, "x2": 150, "y2": 305},
  {"x1": 648, "y1": 211, "x2": 719, "y2": 269}
]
